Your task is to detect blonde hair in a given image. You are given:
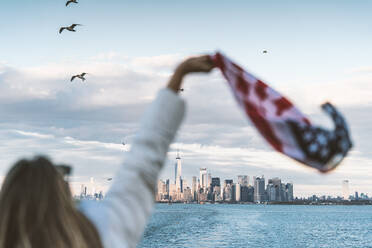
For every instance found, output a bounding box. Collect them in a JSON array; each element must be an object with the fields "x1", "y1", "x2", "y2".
[{"x1": 0, "y1": 156, "x2": 103, "y2": 248}]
